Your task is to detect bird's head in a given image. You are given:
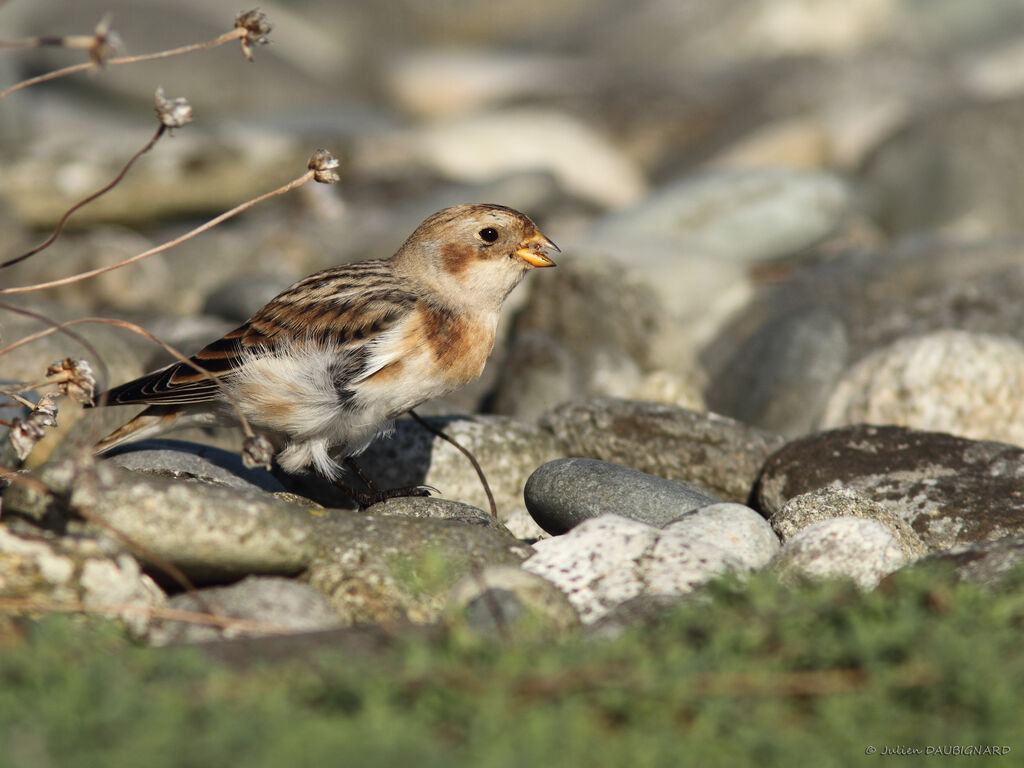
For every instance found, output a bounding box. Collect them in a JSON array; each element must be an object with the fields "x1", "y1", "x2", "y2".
[{"x1": 393, "y1": 203, "x2": 558, "y2": 308}]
